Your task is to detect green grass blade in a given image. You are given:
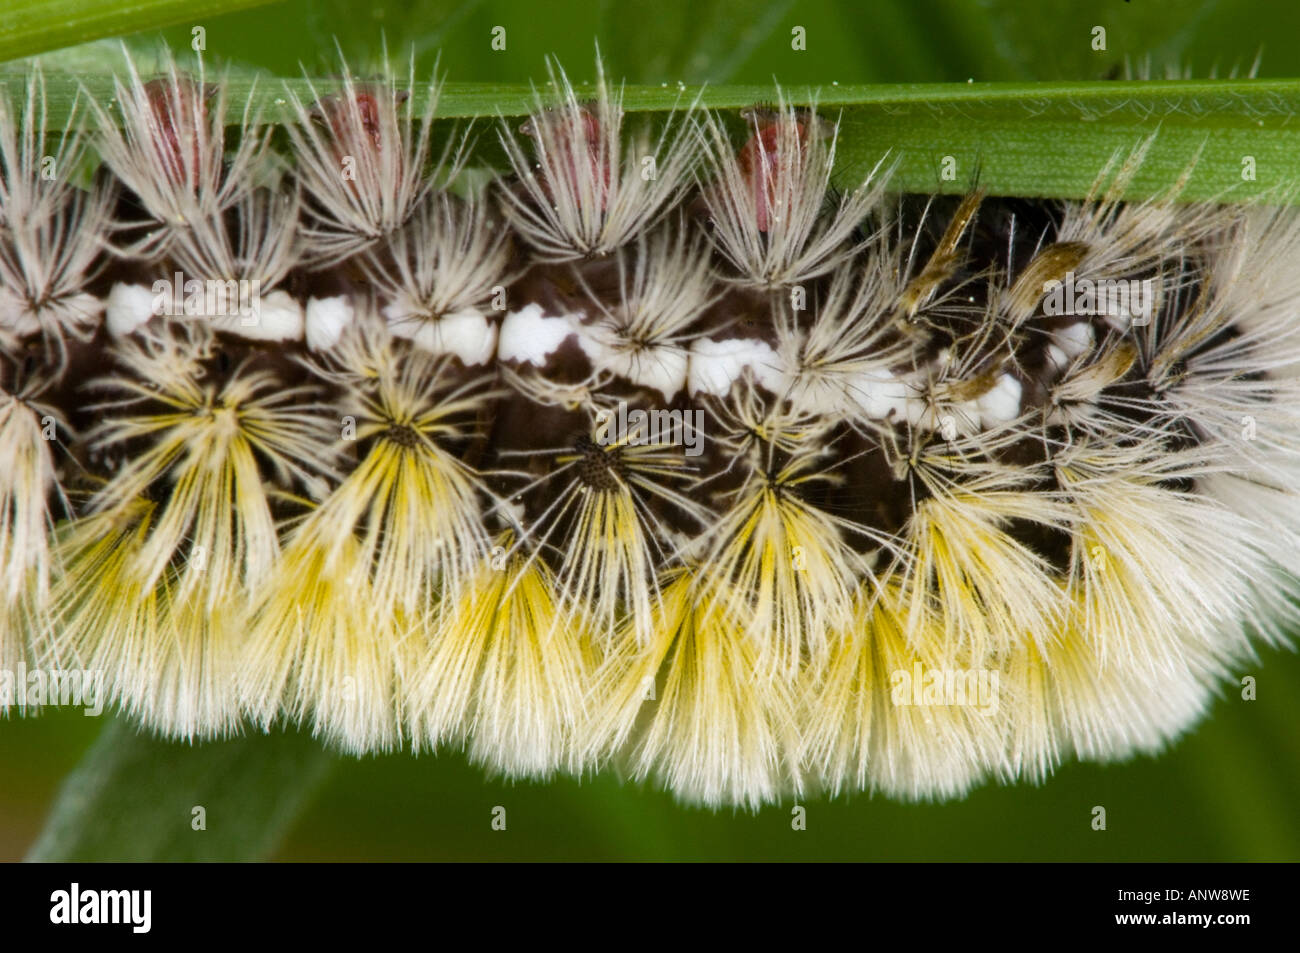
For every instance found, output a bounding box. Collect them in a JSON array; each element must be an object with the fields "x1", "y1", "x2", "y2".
[
  {"x1": 0, "y1": 0, "x2": 277, "y2": 65},
  {"x1": 5, "y1": 72, "x2": 1299, "y2": 204},
  {"x1": 26, "y1": 718, "x2": 334, "y2": 862}
]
